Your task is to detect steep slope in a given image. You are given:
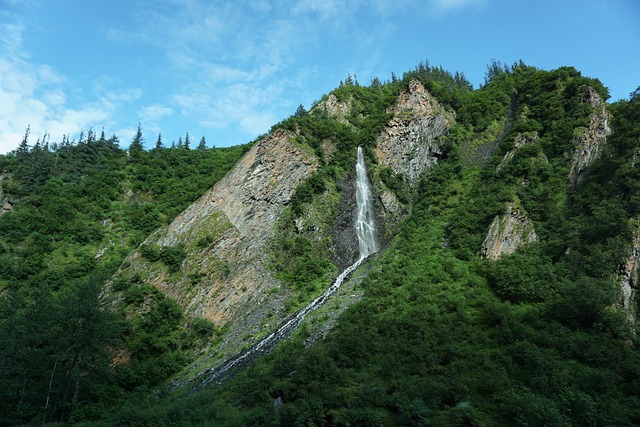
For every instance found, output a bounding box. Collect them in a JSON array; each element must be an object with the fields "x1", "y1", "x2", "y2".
[
  {"x1": 373, "y1": 78, "x2": 455, "y2": 230},
  {"x1": 113, "y1": 130, "x2": 319, "y2": 358},
  {"x1": 568, "y1": 85, "x2": 612, "y2": 185},
  {"x1": 112, "y1": 78, "x2": 456, "y2": 376},
  {"x1": 375, "y1": 78, "x2": 454, "y2": 185},
  {"x1": 87, "y1": 64, "x2": 640, "y2": 426}
]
